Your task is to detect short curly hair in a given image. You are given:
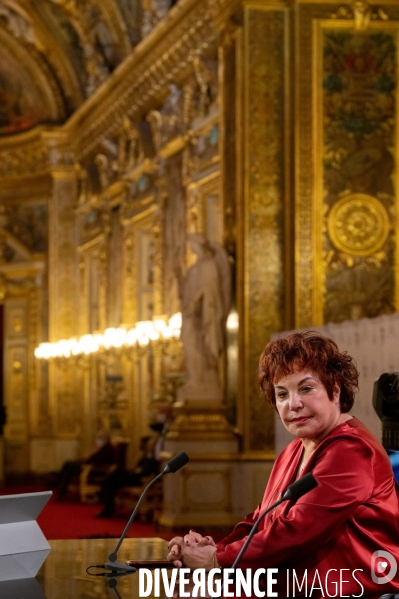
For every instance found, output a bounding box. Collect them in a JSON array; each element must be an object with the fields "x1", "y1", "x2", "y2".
[{"x1": 258, "y1": 331, "x2": 359, "y2": 413}]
